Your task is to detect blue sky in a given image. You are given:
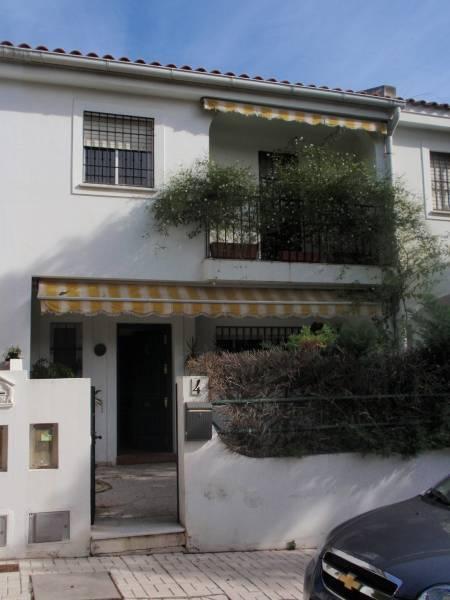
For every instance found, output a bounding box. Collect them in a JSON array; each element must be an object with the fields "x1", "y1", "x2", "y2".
[{"x1": 2, "y1": 0, "x2": 450, "y2": 101}]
